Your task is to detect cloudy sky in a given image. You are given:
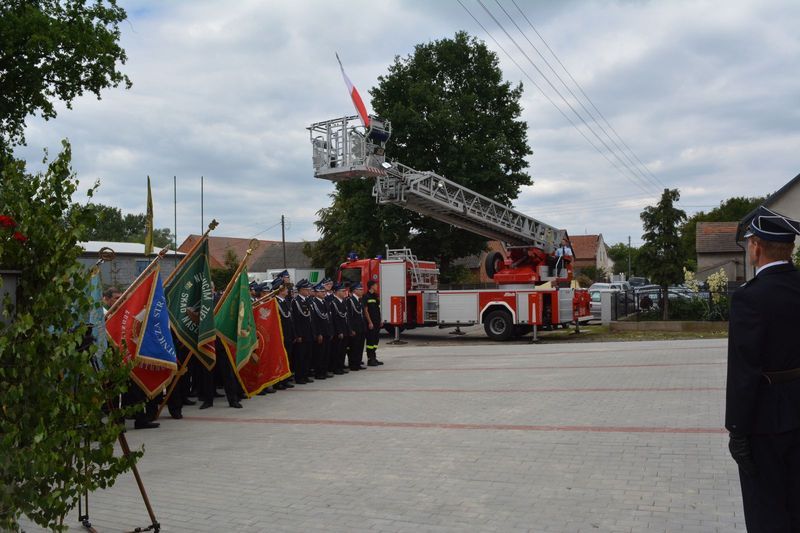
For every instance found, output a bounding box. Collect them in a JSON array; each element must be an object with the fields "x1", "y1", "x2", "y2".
[{"x1": 15, "y1": 0, "x2": 800, "y2": 249}]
